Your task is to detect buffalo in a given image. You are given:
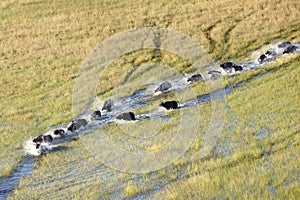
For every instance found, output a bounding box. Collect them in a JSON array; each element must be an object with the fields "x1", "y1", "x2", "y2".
[
  {"x1": 187, "y1": 74, "x2": 203, "y2": 83},
  {"x1": 116, "y1": 112, "x2": 136, "y2": 121},
  {"x1": 220, "y1": 62, "x2": 242, "y2": 73},
  {"x1": 155, "y1": 81, "x2": 172, "y2": 93},
  {"x1": 91, "y1": 110, "x2": 101, "y2": 120},
  {"x1": 33, "y1": 135, "x2": 43, "y2": 144},
  {"x1": 258, "y1": 54, "x2": 267, "y2": 63},
  {"x1": 53, "y1": 129, "x2": 65, "y2": 138},
  {"x1": 278, "y1": 41, "x2": 292, "y2": 48},
  {"x1": 208, "y1": 70, "x2": 222, "y2": 79},
  {"x1": 159, "y1": 100, "x2": 178, "y2": 110},
  {"x1": 102, "y1": 99, "x2": 114, "y2": 112},
  {"x1": 32, "y1": 134, "x2": 53, "y2": 148},
  {"x1": 233, "y1": 65, "x2": 243, "y2": 71},
  {"x1": 43, "y1": 135, "x2": 53, "y2": 143},
  {"x1": 283, "y1": 45, "x2": 297, "y2": 54},
  {"x1": 220, "y1": 62, "x2": 234, "y2": 70},
  {"x1": 67, "y1": 119, "x2": 88, "y2": 132}
]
